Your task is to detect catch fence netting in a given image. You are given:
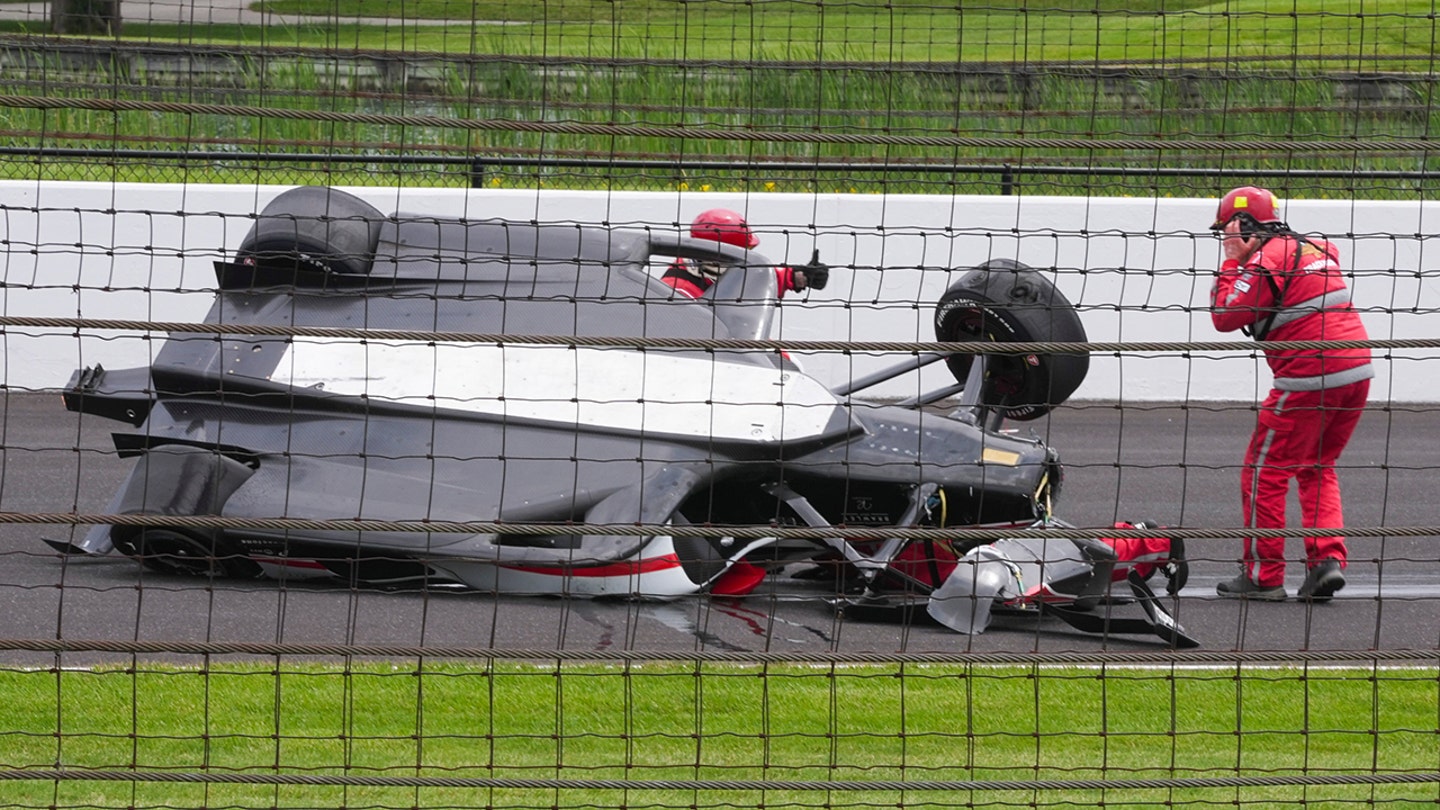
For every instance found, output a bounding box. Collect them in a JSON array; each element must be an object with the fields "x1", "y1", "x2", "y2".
[{"x1": 2, "y1": 1, "x2": 1440, "y2": 808}]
